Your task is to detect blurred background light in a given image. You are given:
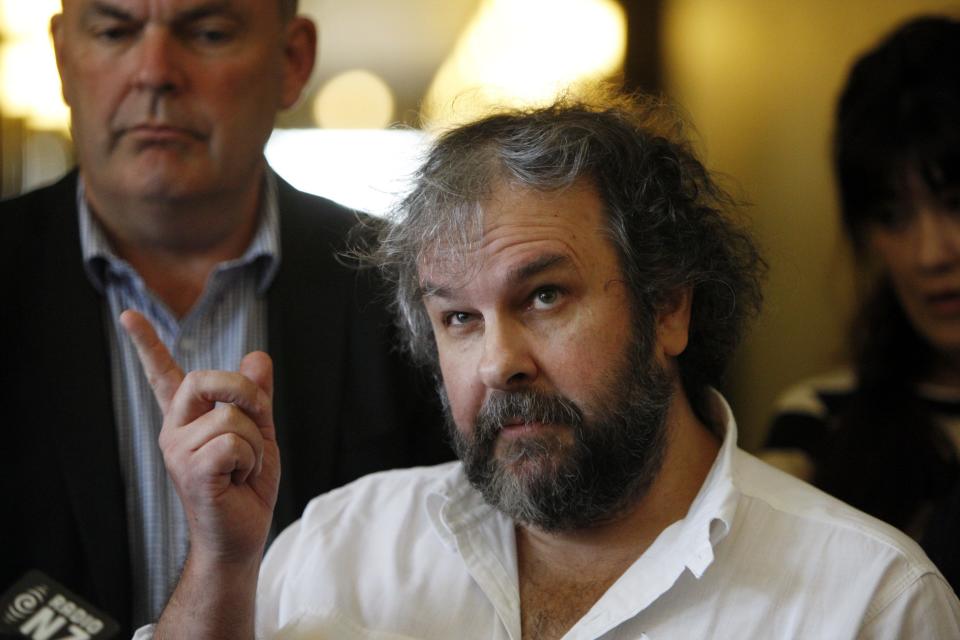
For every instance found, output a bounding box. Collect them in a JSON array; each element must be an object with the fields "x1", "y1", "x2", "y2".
[
  {"x1": 0, "y1": 40, "x2": 69, "y2": 130},
  {"x1": 313, "y1": 69, "x2": 396, "y2": 129},
  {"x1": 423, "y1": 0, "x2": 627, "y2": 128},
  {"x1": 0, "y1": 0, "x2": 68, "y2": 131},
  {"x1": 264, "y1": 128, "x2": 427, "y2": 216},
  {"x1": 0, "y1": 0, "x2": 58, "y2": 38}
]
